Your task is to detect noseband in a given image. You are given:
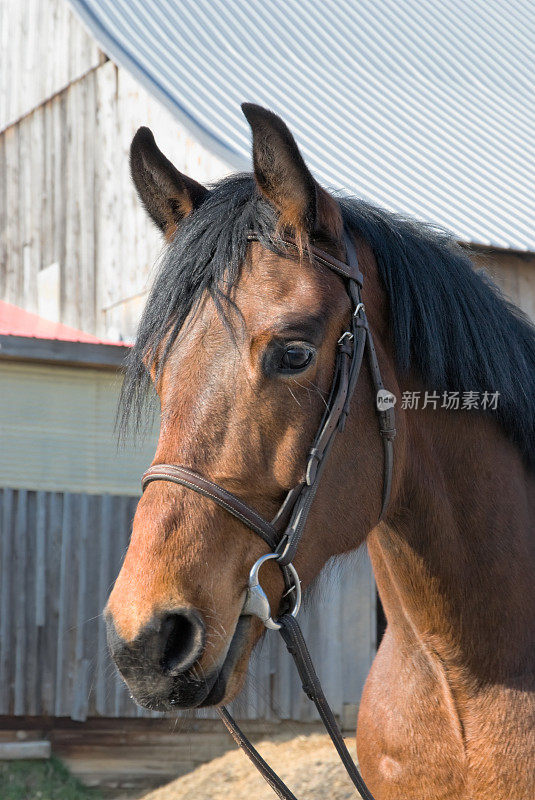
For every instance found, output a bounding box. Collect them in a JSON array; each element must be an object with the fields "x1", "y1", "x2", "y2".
[{"x1": 140, "y1": 230, "x2": 396, "y2": 800}]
